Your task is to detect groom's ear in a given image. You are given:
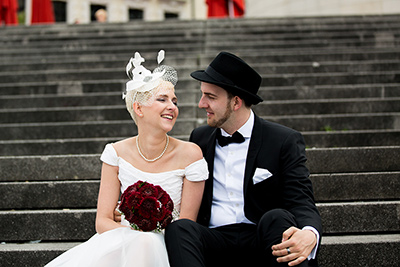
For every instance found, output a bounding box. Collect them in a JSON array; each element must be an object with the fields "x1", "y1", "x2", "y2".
[{"x1": 232, "y1": 96, "x2": 243, "y2": 111}]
